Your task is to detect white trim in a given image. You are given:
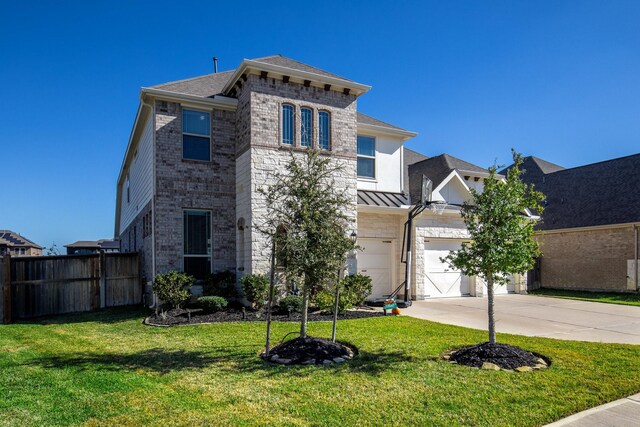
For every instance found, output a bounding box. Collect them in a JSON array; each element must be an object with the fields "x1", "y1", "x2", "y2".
[
  {"x1": 357, "y1": 122, "x2": 417, "y2": 140},
  {"x1": 432, "y1": 170, "x2": 471, "y2": 202},
  {"x1": 222, "y1": 59, "x2": 371, "y2": 96},
  {"x1": 318, "y1": 109, "x2": 332, "y2": 151}
]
